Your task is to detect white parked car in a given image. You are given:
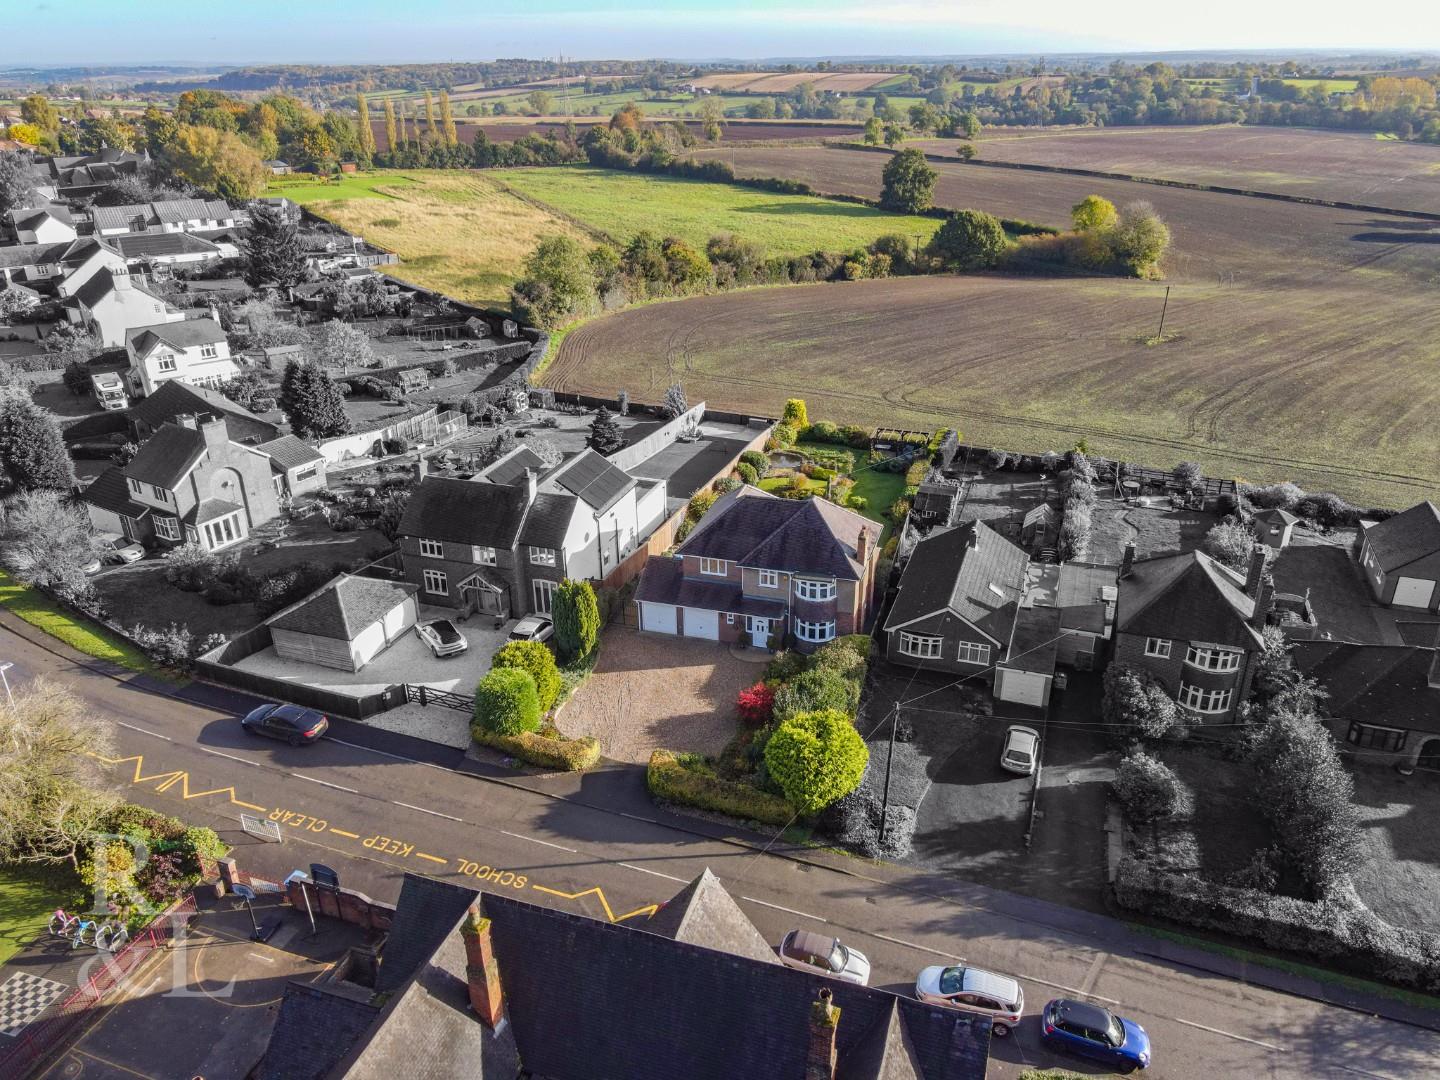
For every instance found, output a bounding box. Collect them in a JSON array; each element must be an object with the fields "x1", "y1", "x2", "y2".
[
  {"x1": 509, "y1": 614, "x2": 554, "y2": 644},
  {"x1": 1000, "y1": 725, "x2": 1041, "y2": 776},
  {"x1": 778, "y1": 930, "x2": 871, "y2": 986},
  {"x1": 415, "y1": 618, "x2": 468, "y2": 658},
  {"x1": 916, "y1": 965, "x2": 1025, "y2": 1036},
  {"x1": 97, "y1": 533, "x2": 145, "y2": 564}
]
